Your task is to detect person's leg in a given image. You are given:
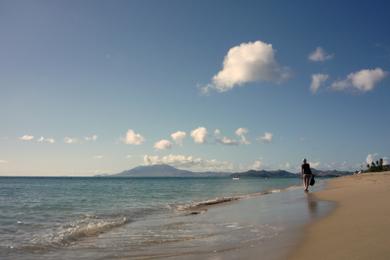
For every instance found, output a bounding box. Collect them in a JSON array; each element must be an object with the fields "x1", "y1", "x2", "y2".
[
  {"x1": 305, "y1": 175, "x2": 311, "y2": 191},
  {"x1": 303, "y1": 174, "x2": 308, "y2": 191}
]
